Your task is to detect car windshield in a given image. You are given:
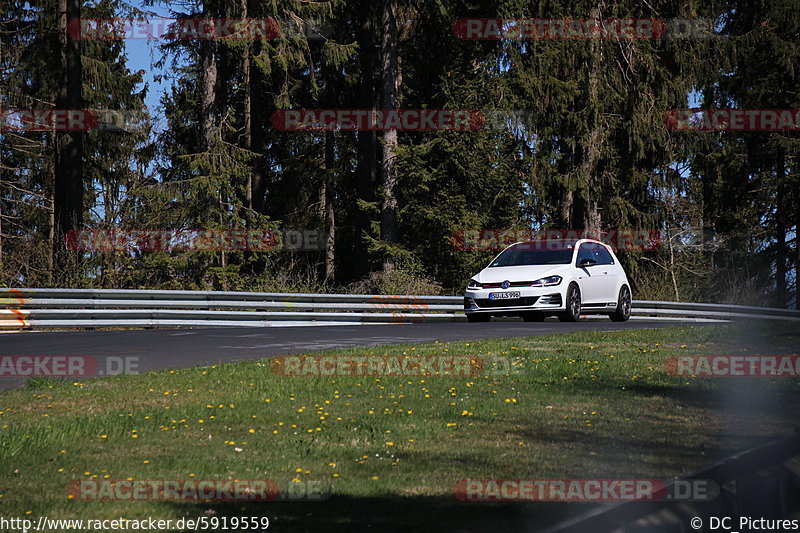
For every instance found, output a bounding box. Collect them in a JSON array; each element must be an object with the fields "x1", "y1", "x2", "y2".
[{"x1": 489, "y1": 247, "x2": 573, "y2": 267}]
